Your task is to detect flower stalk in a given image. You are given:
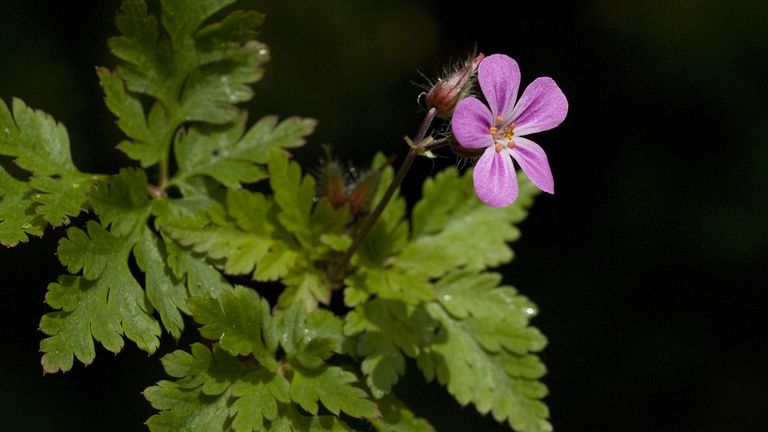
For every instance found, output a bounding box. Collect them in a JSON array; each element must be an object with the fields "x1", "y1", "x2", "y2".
[{"x1": 329, "y1": 107, "x2": 437, "y2": 284}]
